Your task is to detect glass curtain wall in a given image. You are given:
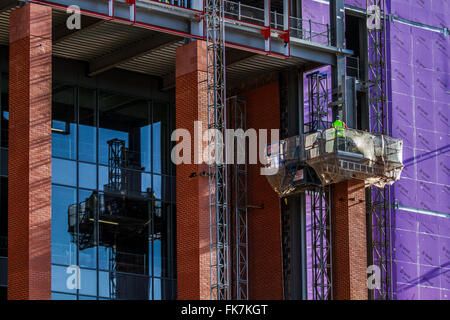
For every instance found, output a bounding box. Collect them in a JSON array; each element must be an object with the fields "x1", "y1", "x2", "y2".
[{"x1": 51, "y1": 83, "x2": 176, "y2": 300}]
